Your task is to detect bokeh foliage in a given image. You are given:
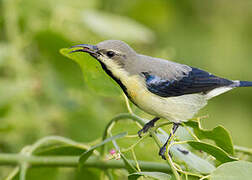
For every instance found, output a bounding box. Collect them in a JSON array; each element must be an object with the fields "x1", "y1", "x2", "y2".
[{"x1": 0, "y1": 0, "x2": 252, "y2": 179}]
